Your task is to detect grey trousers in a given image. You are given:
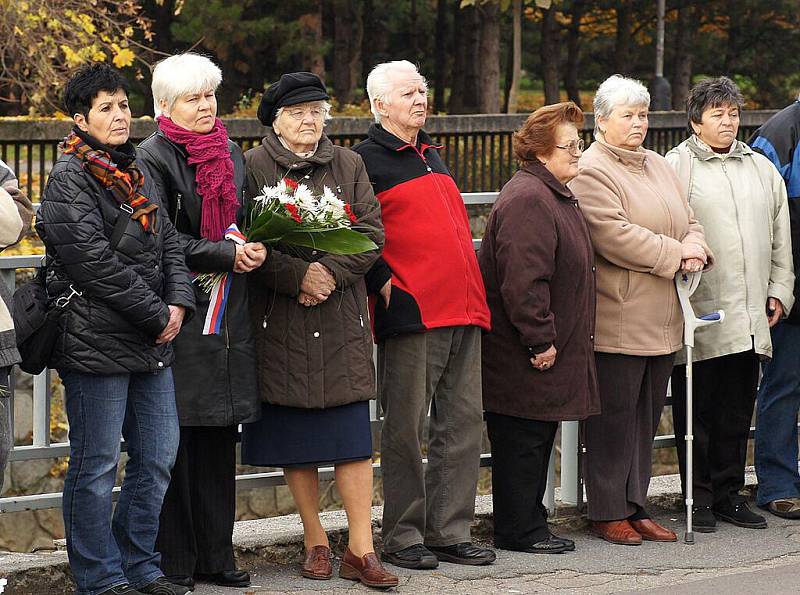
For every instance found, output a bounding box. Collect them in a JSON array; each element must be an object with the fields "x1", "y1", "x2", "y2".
[
  {"x1": 0, "y1": 366, "x2": 12, "y2": 494},
  {"x1": 583, "y1": 352, "x2": 674, "y2": 521},
  {"x1": 378, "y1": 326, "x2": 483, "y2": 553}
]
